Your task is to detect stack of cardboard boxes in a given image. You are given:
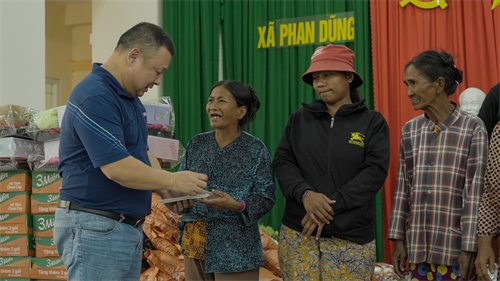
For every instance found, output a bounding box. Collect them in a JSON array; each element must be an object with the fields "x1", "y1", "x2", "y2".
[{"x1": 0, "y1": 105, "x2": 67, "y2": 281}]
